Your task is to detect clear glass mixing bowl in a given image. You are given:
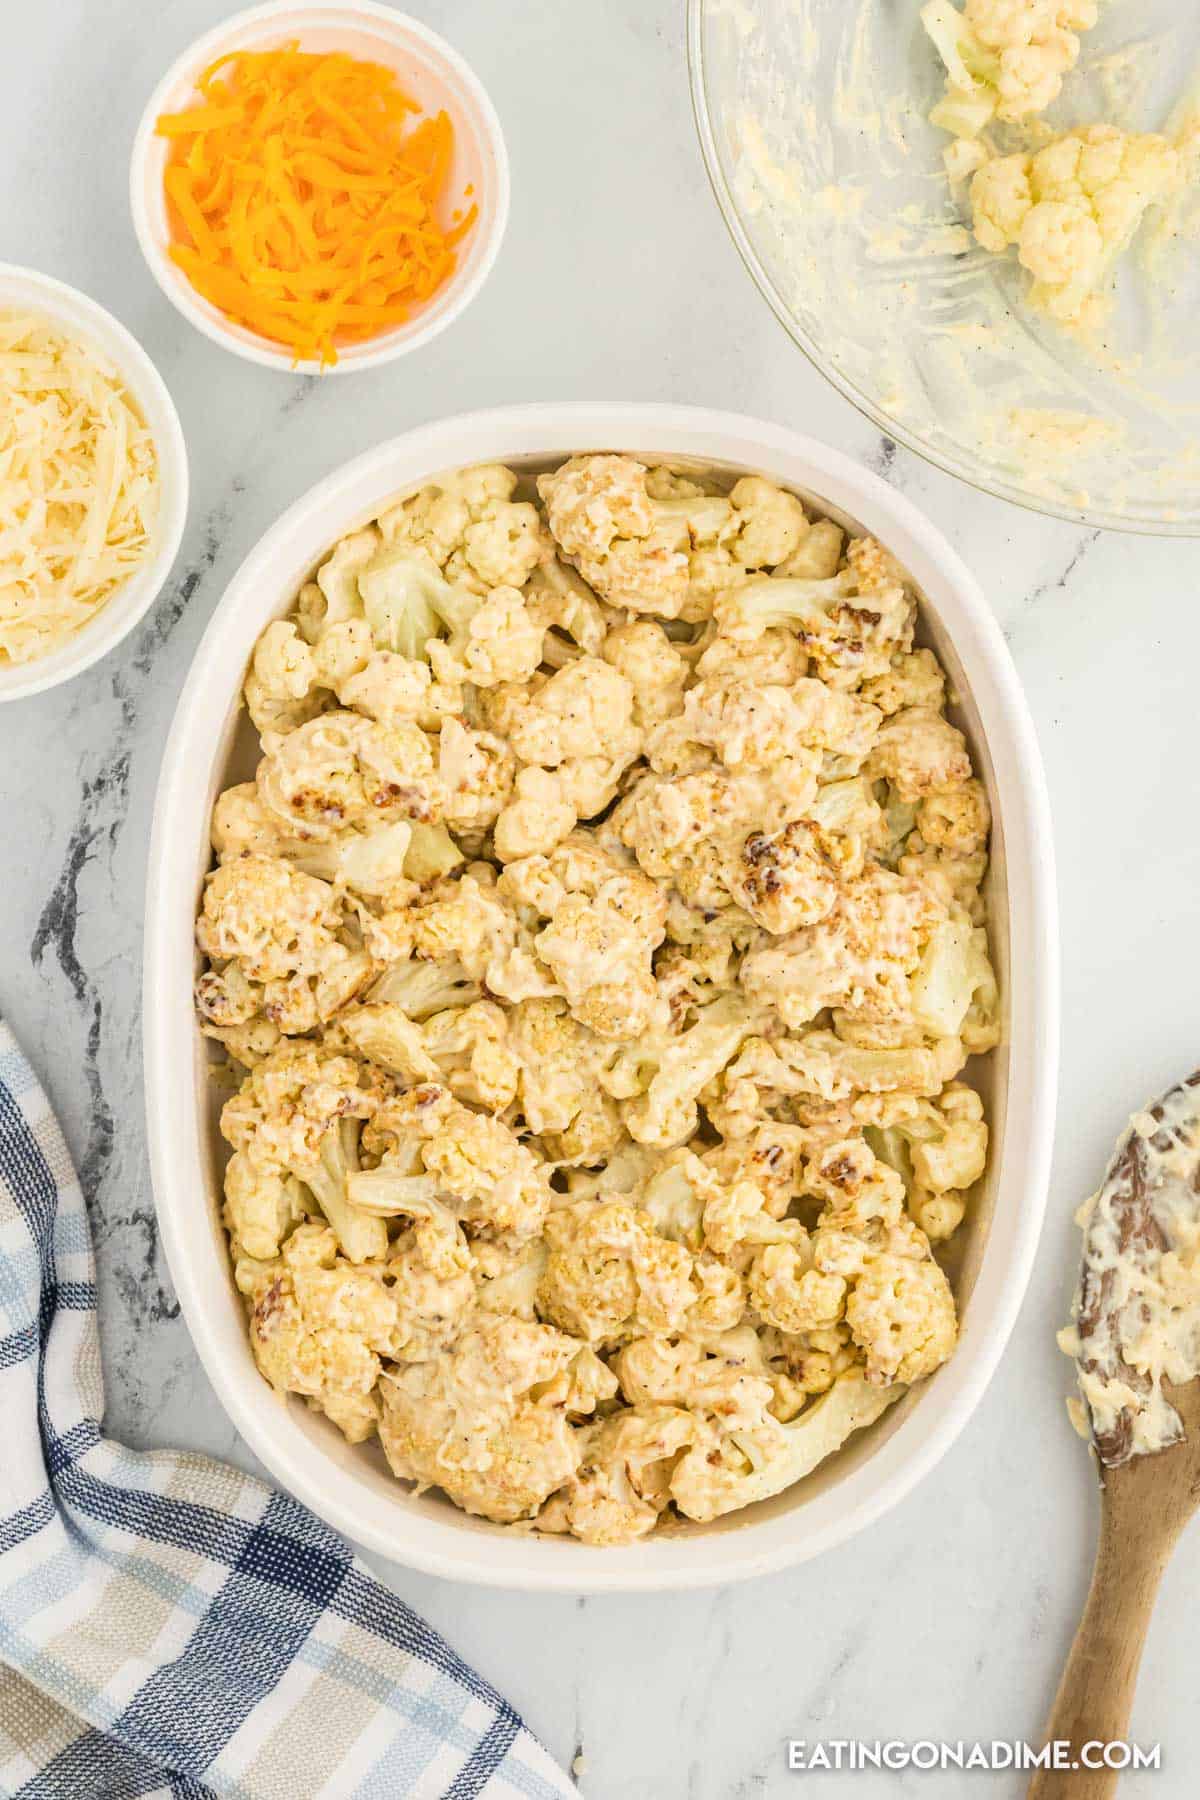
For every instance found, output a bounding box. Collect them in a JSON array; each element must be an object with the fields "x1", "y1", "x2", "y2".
[{"x1": 688, "y1": 0, "x2": 1200, "y2": 532}]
